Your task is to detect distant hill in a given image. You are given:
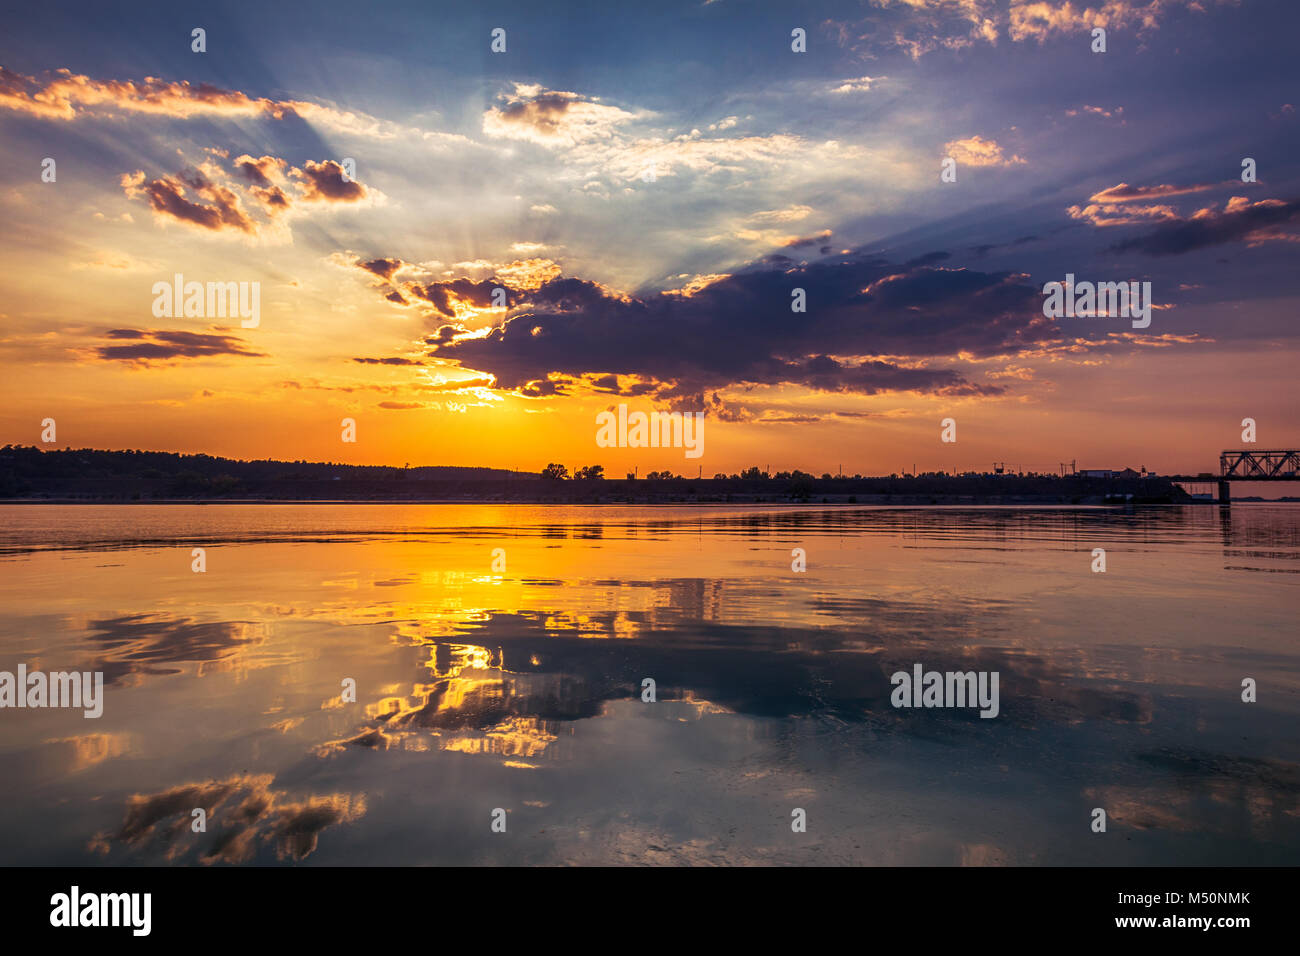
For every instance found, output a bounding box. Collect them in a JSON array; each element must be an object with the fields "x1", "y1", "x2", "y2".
[{"x1": 0, "y1": 445, "x2": 529, "y2": 497}]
